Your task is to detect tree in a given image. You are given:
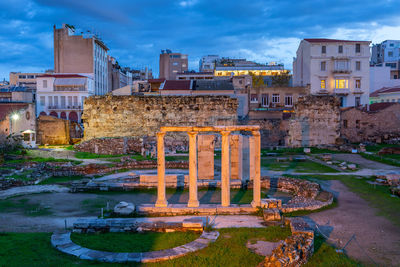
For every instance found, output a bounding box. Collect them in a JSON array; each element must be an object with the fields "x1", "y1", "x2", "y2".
[
  {"x1": 271, "y1": 72, "x2": 291, "y2": 87},
  {"x1": 249, "y1": 72, "x2": 265, "y2": 87}
]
